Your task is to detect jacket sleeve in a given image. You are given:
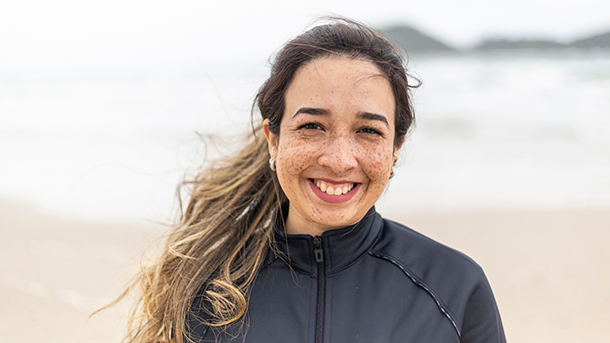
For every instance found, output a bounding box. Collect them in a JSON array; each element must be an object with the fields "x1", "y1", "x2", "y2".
[{"x1": 459, "y1": 275, "x2": 506, "y2": 343}]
